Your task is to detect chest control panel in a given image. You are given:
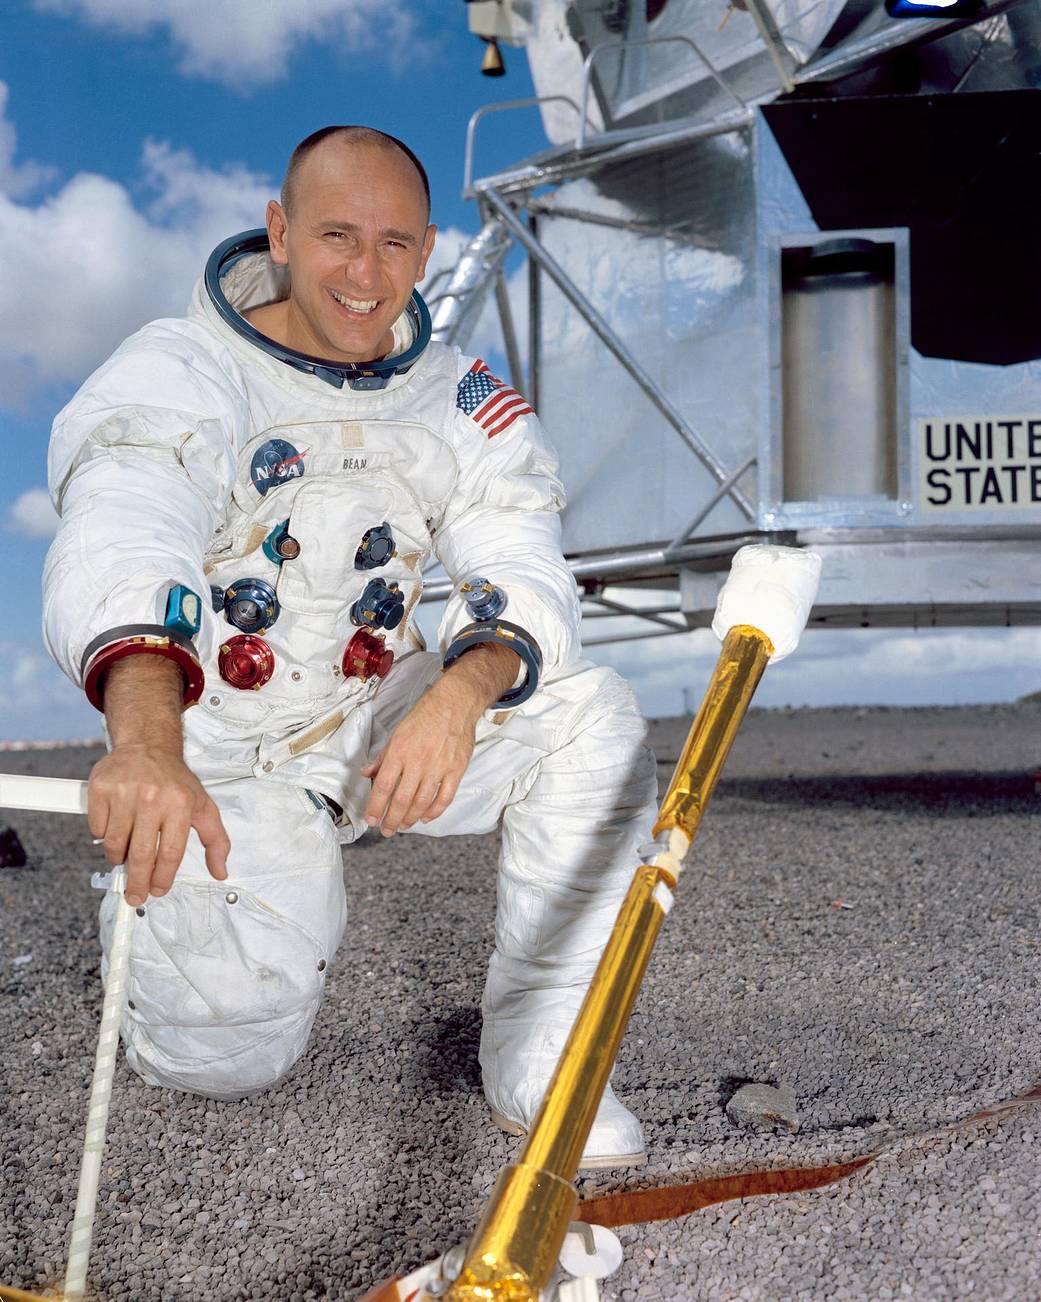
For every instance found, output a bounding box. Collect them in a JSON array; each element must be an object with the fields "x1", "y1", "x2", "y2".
[
  {"x1": 351, "y1": 578, "x2": 405, "y2": 631},
  {"x1": 218, "y1": 634, "x2": 275, "y2": 690},
  {"x1": 355, "y1": 521, "x2": 396, "y2": 570},
  {"x1": 224, "y1": 577, "x2": 280, "y2": 634},
  {"x1": 342, "y1": 628, "x2": 394, "y2": 682}
]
